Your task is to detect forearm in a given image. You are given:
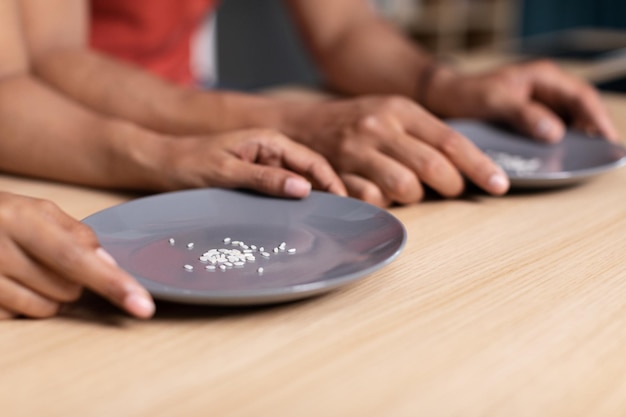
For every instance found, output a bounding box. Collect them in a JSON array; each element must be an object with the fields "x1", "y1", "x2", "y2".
[
  {"x1": 32, "y1": 49, "x2": 295, "y2": 136},
  {"x1": 290, "y1": 4, "x2": 455, "y2": 108},
  {"x1": 319, "y1": 19, "x2": 427, "y2": 96},
  {"x1": 0, "y1": 75, "x2": 169, "y2": 190}
]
